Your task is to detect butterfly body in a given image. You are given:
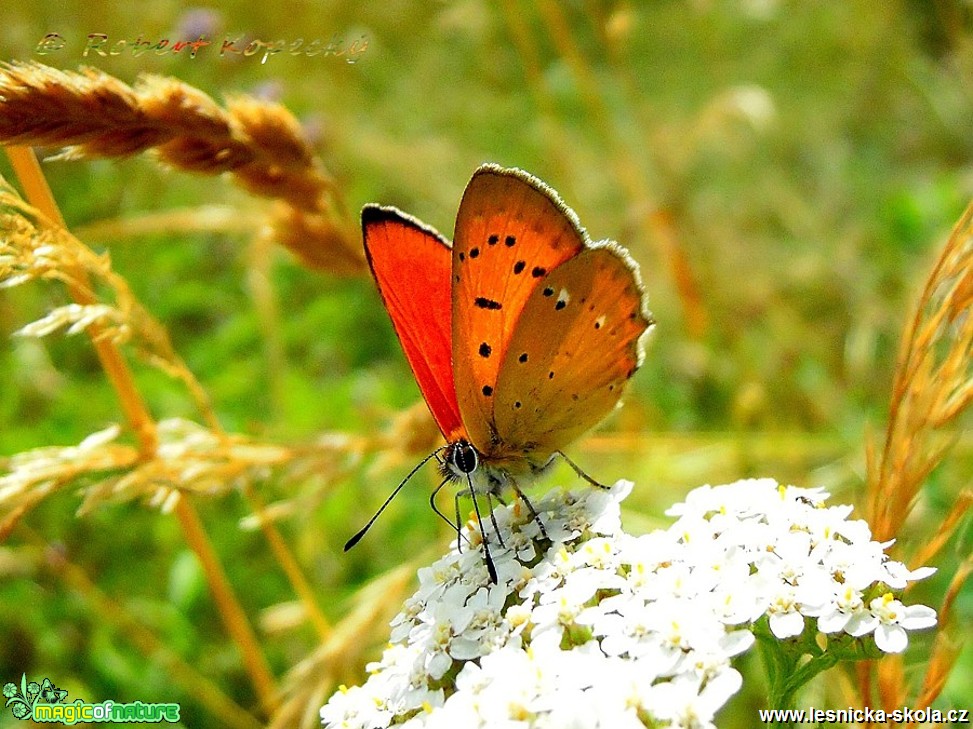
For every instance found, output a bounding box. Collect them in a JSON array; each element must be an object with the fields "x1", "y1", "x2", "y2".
[
  {"x1": 355, "y1": 165, "x2": 652, "y2": 576},
  {"x1": 441, "y1": 438, "x2": 556, "y2": 496}
]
